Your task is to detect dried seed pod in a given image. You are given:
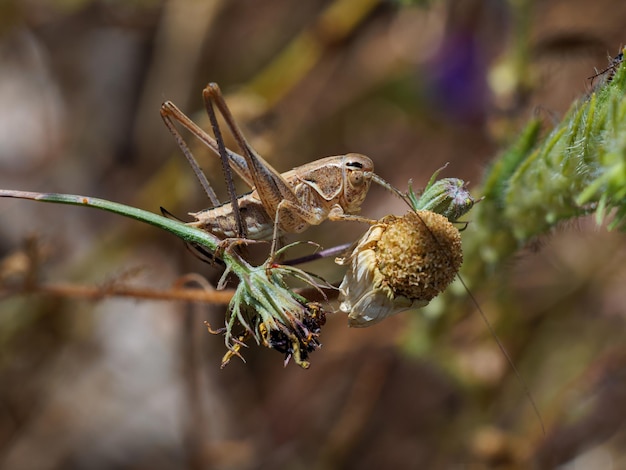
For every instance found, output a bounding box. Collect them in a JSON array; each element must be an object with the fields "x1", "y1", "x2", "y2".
[{"x1": 336, "y1": 210, "x2": 463, "y2": 327}]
